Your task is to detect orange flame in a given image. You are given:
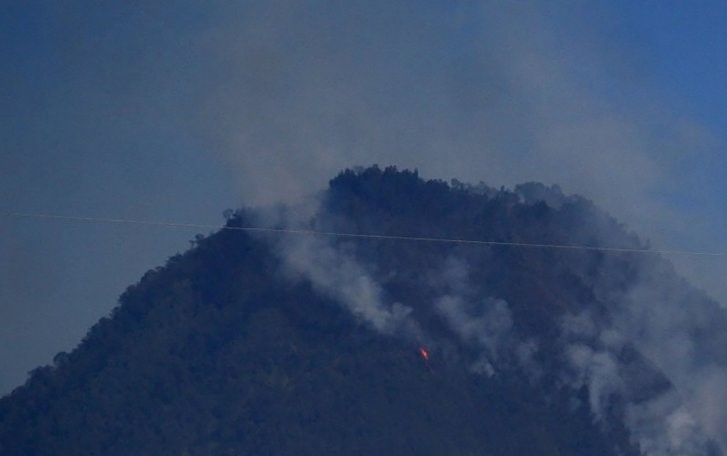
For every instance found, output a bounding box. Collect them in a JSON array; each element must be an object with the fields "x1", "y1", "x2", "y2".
[{"x1": 419, "y1": 346, "x2": 430, "y2": 361}]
